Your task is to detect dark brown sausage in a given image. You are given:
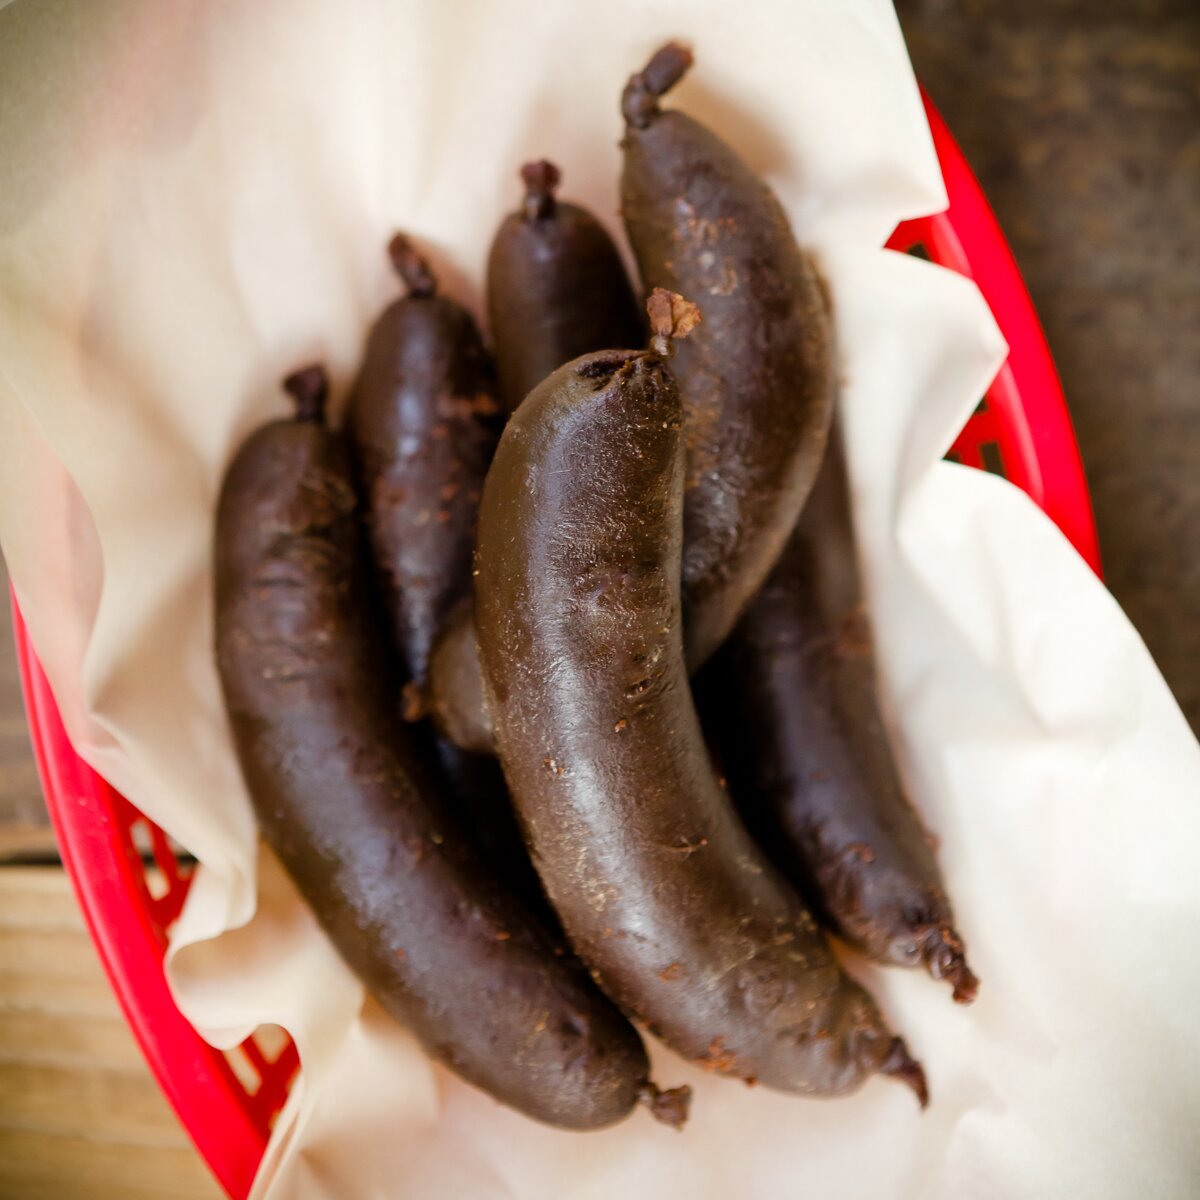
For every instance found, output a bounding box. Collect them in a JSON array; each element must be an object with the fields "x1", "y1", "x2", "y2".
[
  {"x1": 215, "y1": 365, "x2": 688, "y2": 1130},
  {"x1": 476, "y1": 297, "x2": 926, "y2": 1103},
  {"x1": 700, "y1": 435, "x2": 978, "y2": 1002},
  {"x1": 426, "y1": 597, "x2": 495, "y2": 755},
  {"x1": 621, "y1": 43, "x2": 836, "y2": 670},
  {"x1": 346, "y1": 235, "x2": 502, "y2": 693},
  {"x1": 344, "y1": 234, "x2": 538, "y2": 897},
  {"x1": 487, "y1": 160, "x2": 644, "y2": 414}
]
